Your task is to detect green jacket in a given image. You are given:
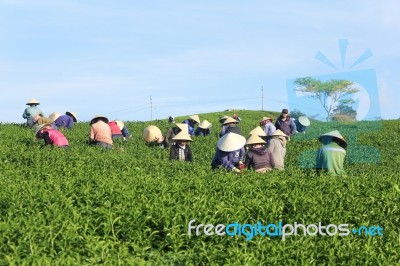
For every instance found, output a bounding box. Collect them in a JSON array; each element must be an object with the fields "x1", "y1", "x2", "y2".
[{"x1": 316, "y1": 142, "x2": 346, "y2": 176}]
